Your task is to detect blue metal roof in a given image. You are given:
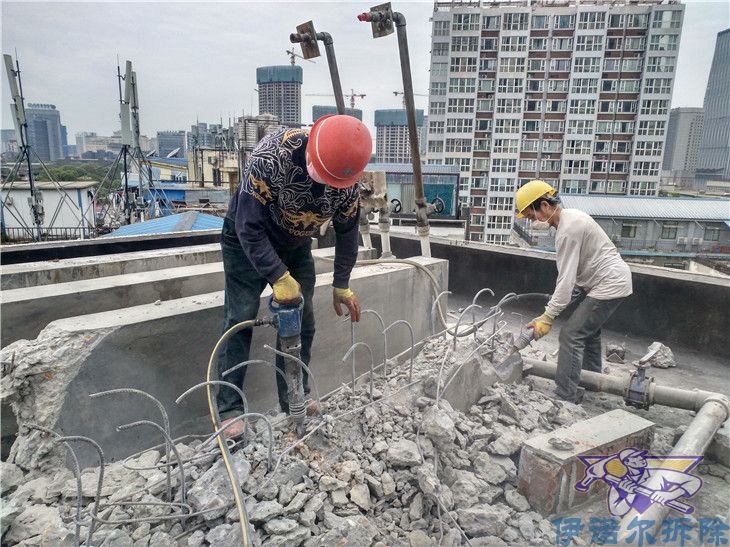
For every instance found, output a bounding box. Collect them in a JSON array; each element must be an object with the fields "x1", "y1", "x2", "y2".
[
  {"x1": 149, "y1": 157, "x2": 188, "y2": 167},
  {"x1": 103, "y1": 212, "x2": 223, "y2": 237},
  {"x1": 367, "y1": 162, "x2": 460, "y2": 175},
  {"x1": 560, "y1": 195, "x2": 730, "y2": 221}
]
